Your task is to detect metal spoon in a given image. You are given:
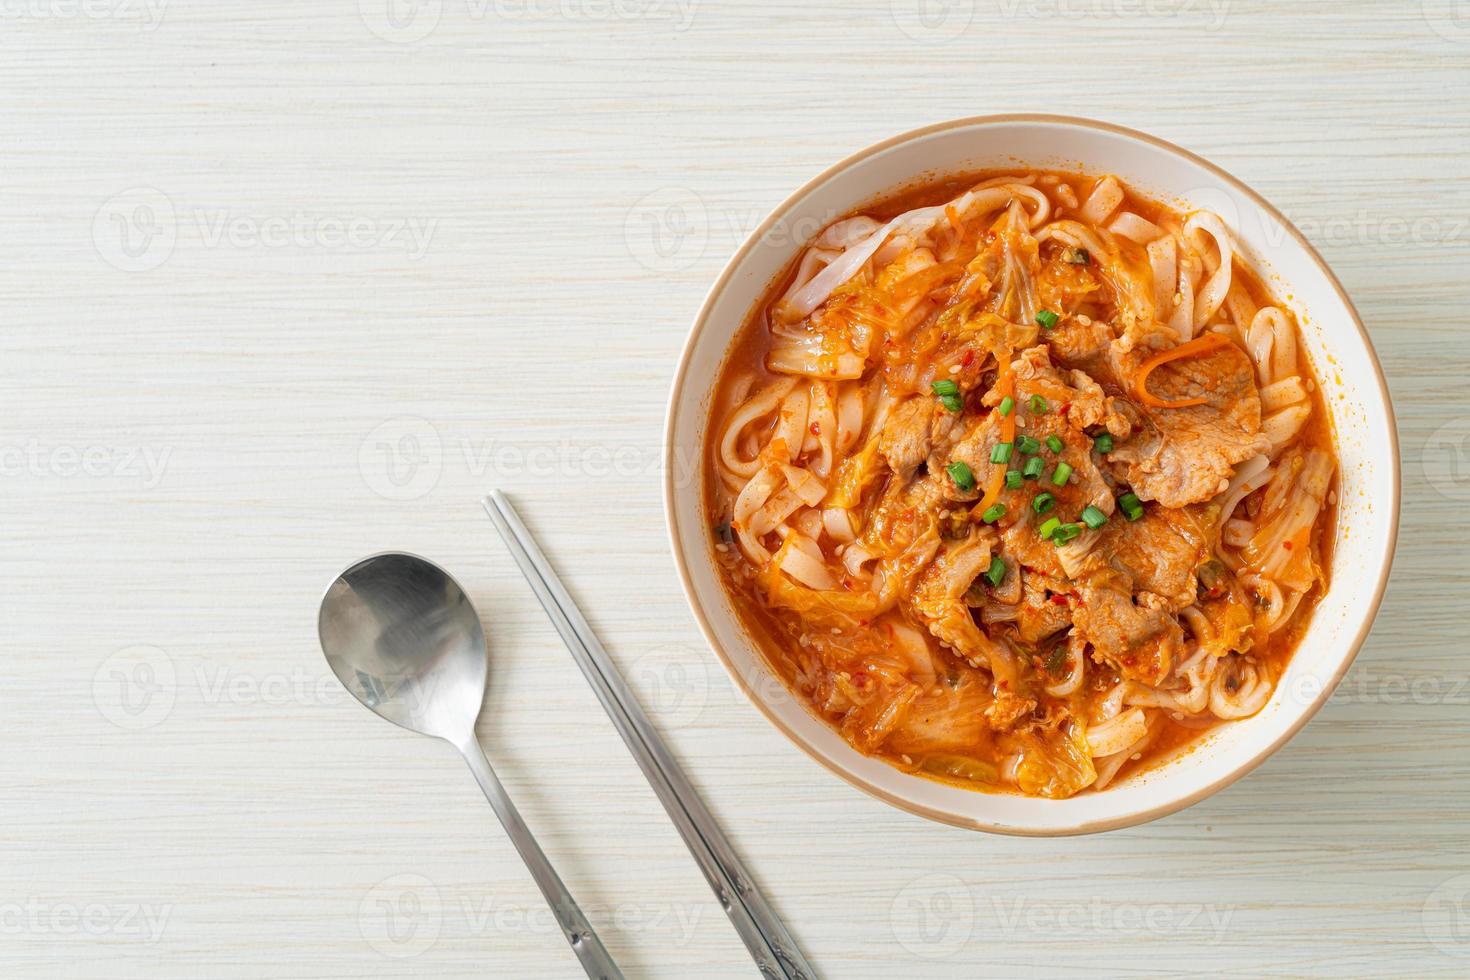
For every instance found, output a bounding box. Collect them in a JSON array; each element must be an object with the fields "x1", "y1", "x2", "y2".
[{"x1": 318, "y1": 552, "x2": 622, "y2": 980}]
